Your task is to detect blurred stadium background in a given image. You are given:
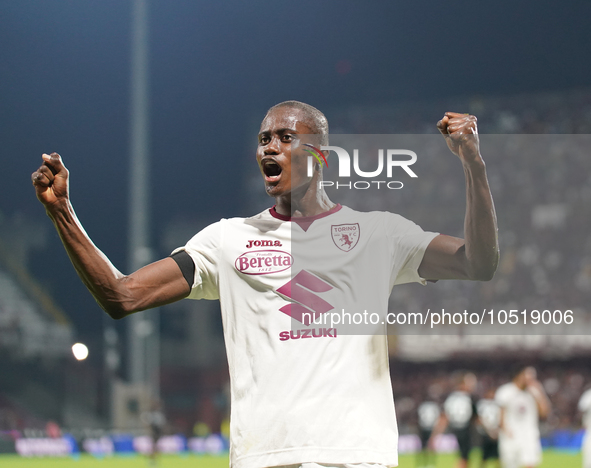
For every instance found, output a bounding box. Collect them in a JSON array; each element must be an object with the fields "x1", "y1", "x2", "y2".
[{"x1": 1, "y1": 0, "x2": 591, "y2": 465}]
